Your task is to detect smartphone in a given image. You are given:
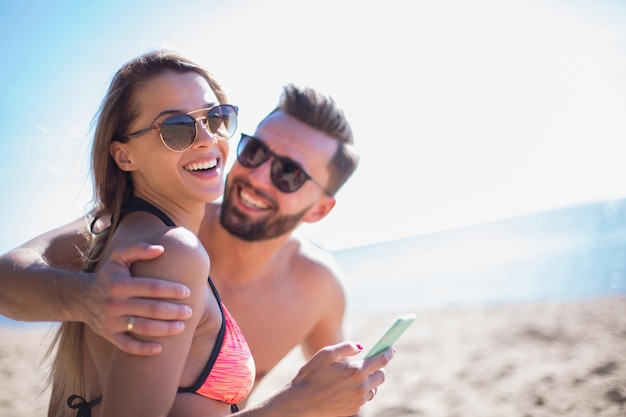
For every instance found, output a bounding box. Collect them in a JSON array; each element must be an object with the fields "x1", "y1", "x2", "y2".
[{"x1": 364, "y1": 313, "x2": 416, "y2": 359}]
